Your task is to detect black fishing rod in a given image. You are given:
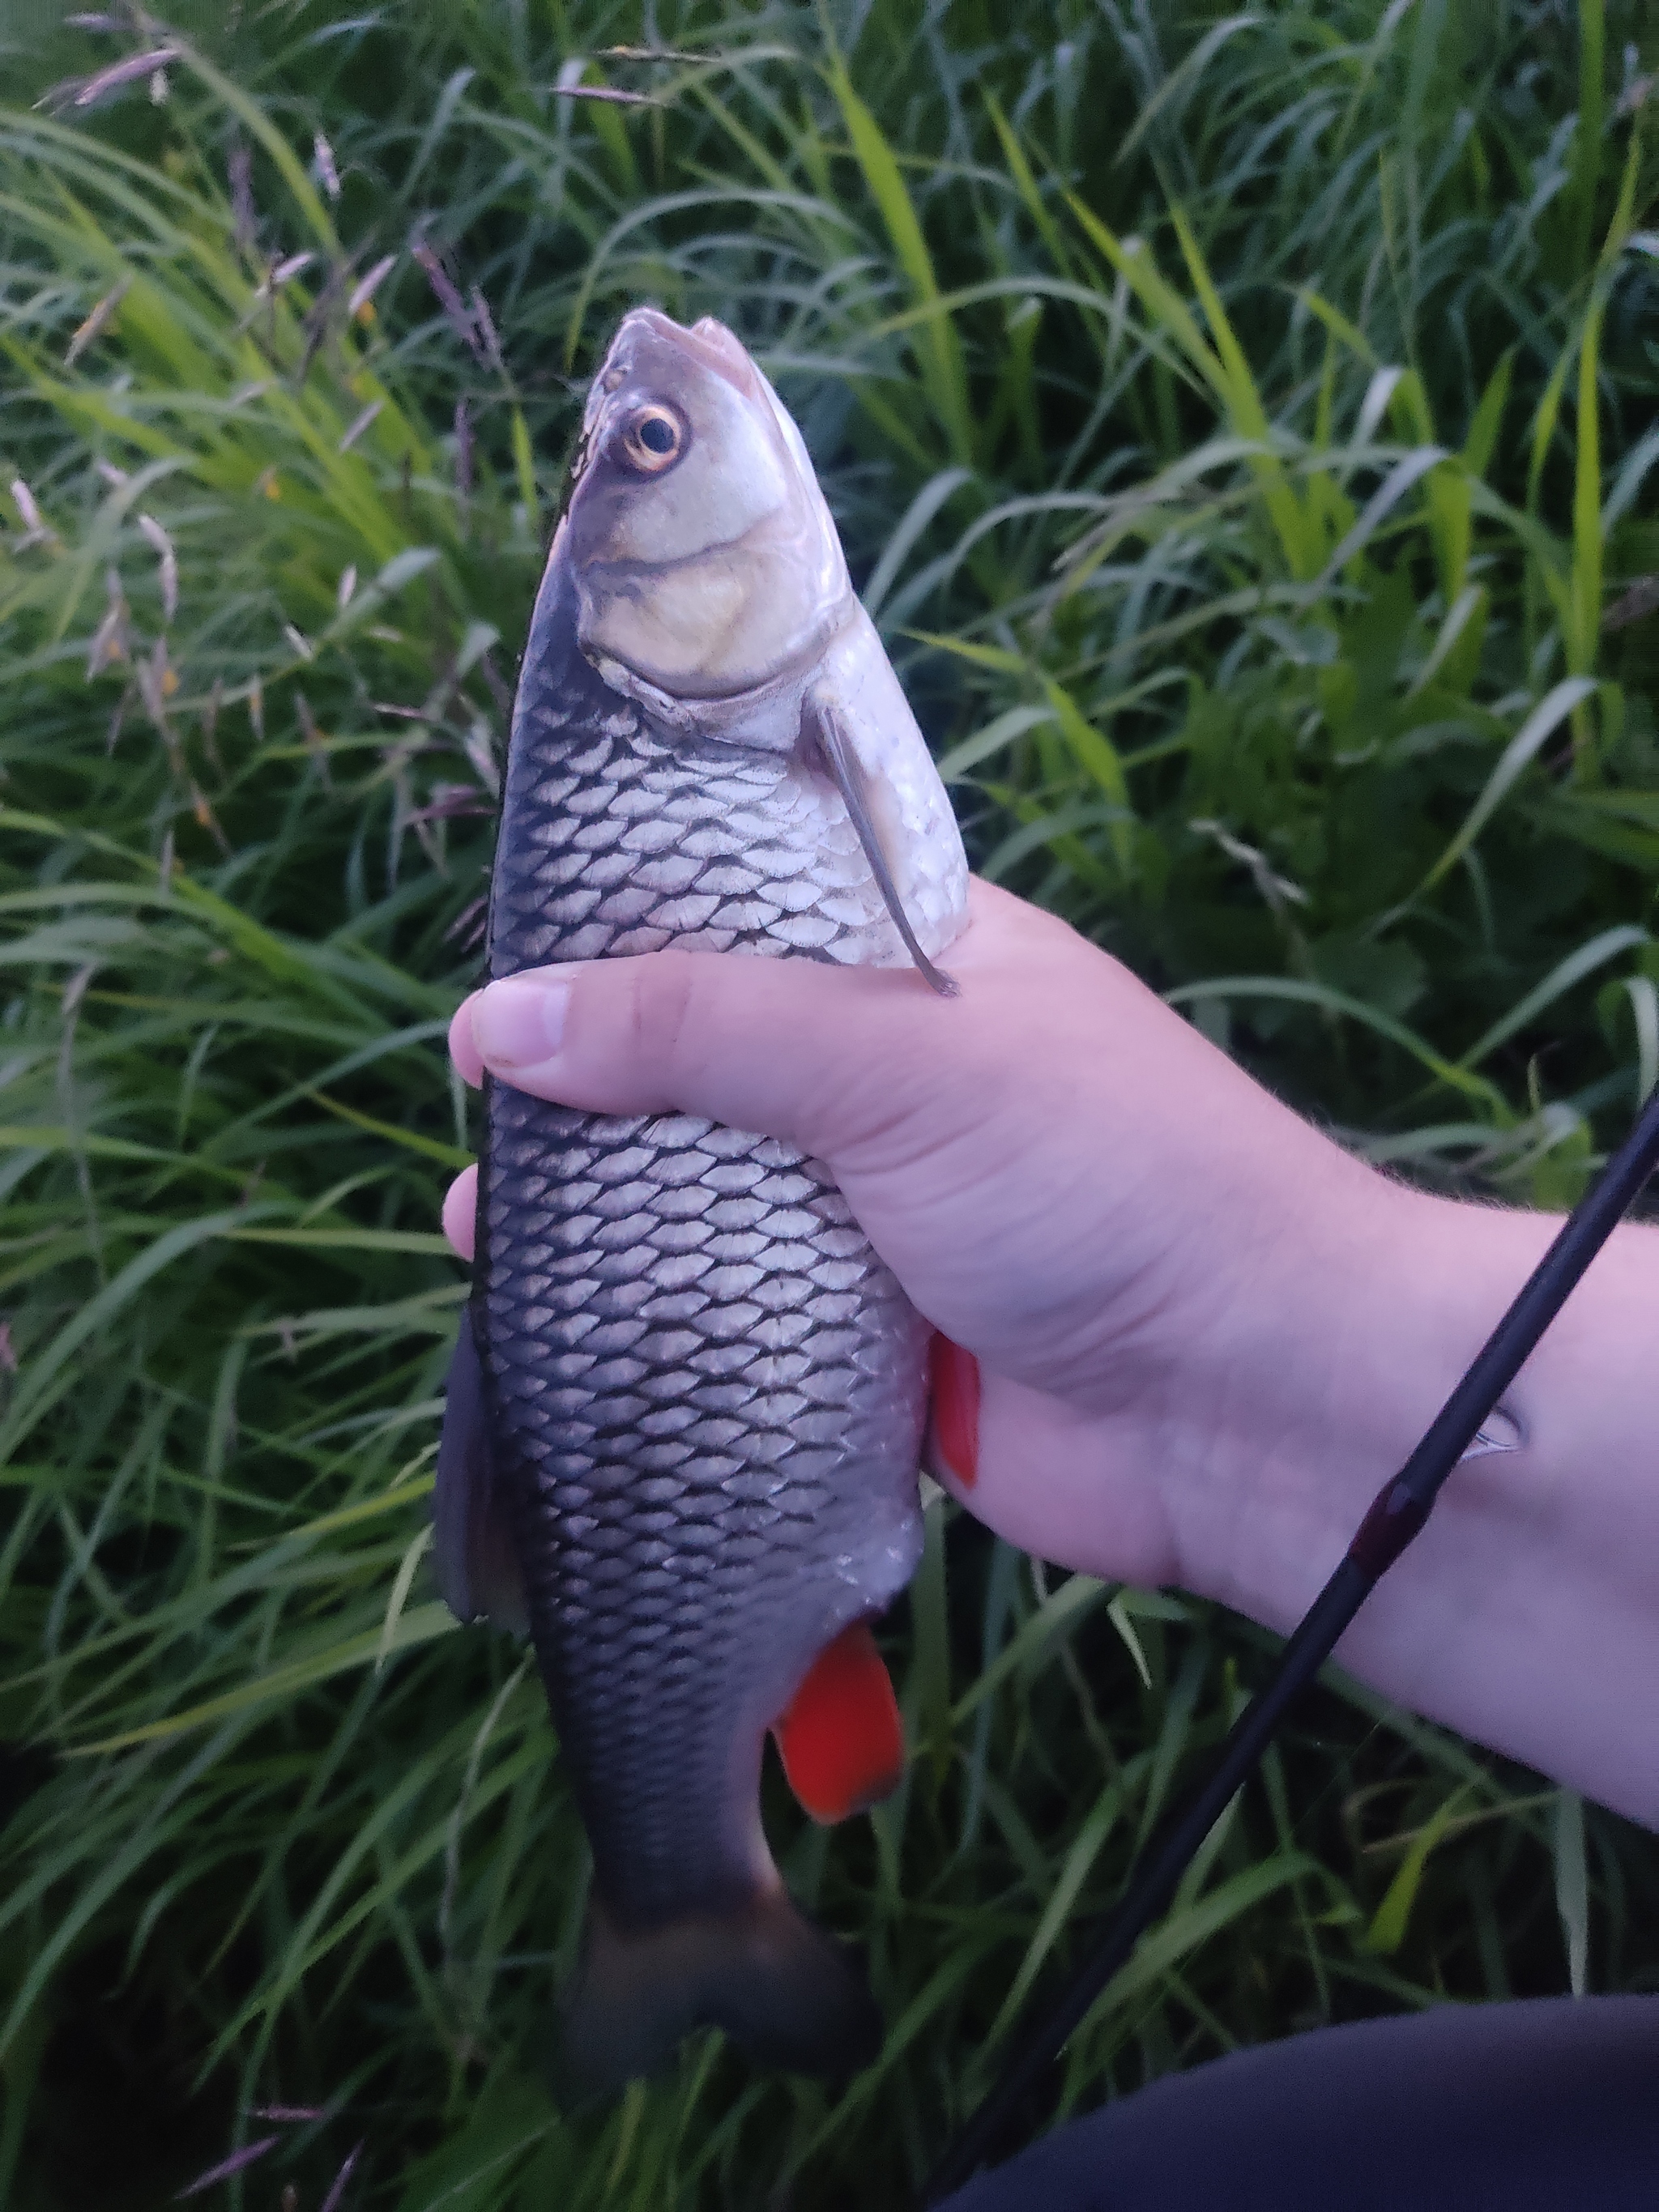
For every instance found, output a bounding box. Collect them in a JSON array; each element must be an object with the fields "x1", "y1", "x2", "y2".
[{"x1": 921, "y1": 1081, "x2": 1659, "y2": 2204}]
